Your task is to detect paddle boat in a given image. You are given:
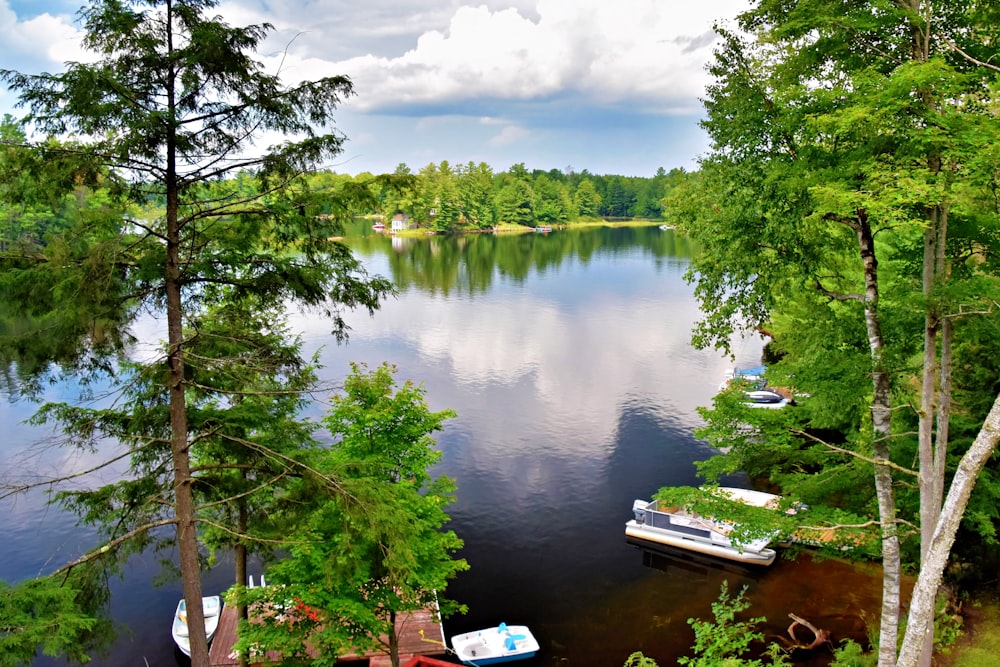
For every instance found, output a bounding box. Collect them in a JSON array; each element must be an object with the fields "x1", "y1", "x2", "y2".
[
  {"x1": 625, "y1": 488, "x2": 780, "y2": 566},
  {"x1": 451, "y1": 622, "x2": 539, "y2": 665},
  {"x1": 171, "y1": 595, "x2": 223, "y2": 657}
]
